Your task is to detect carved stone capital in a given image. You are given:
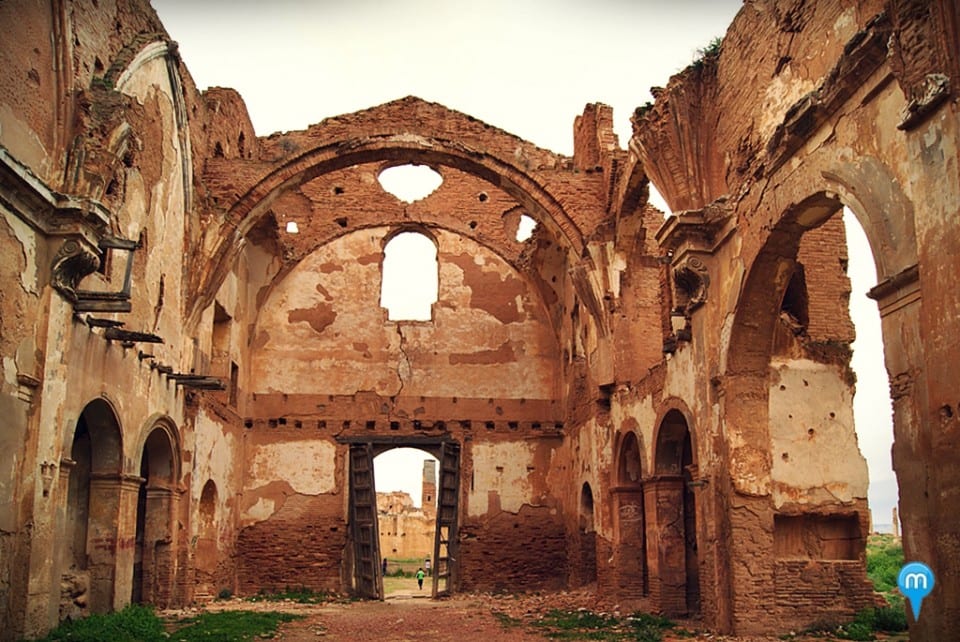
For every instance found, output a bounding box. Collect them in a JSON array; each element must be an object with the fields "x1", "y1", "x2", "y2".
[
  {"x1": 673, "y1": 255, "x2": 710, "y2": 313},
  {"x1": 51, "y1": 237, "x2": 100, "y2": 301}
]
